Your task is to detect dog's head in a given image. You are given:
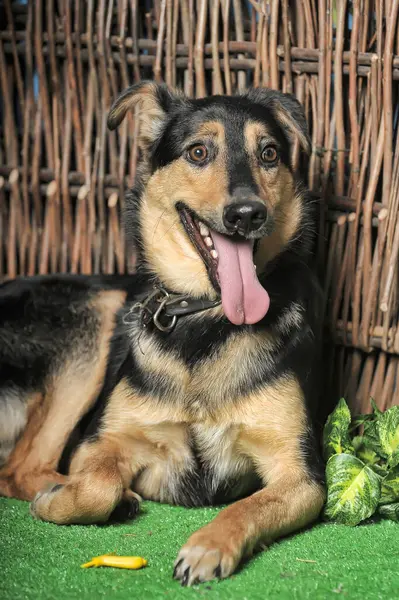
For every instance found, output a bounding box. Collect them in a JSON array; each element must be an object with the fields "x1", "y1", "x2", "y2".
[{"x1": 108, "y1": 82, "x2": 312, "y2": 325}]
